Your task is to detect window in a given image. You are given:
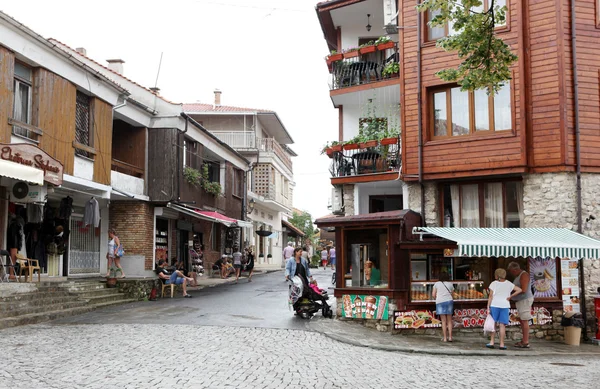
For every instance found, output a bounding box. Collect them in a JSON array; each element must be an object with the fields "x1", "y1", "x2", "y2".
[
  {"x1": 204, "y1": 161, "x2": 220, "y2": 183},
  {"x1": 75, "y1": 91, "x2": 92, "y2": 158},
  {"x1": 441, "y1": 181, "x2": 523, "y2": 228},
  {"x1": 426, "y1": 0, "x2": 507, "y2": 41},
  {"x1": 430, "y1": 82, "x2": 511, "y2": 138},
  {"x1": 12, "y1": 62, "x2": 33, "y2": 139},
  {"x1": 342, "y1": 228, "x2": 389, "y2": 288},
  {"x1": 183, "y1": 140, "x2": 196, "y2": 168},
  {"x1": 233, "y1": 168, "x2": 243, "y2": 198}
]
